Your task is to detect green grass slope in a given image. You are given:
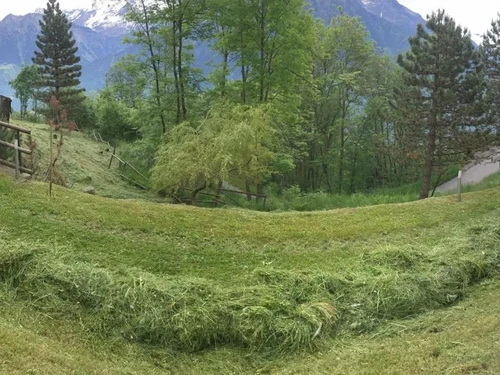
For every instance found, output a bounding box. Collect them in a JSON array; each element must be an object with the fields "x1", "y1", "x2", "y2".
[
  {"x1": 12, "y1": 120, "x2": 150, "y2": 199},
  {"x1": 1, "y1": 172, "x2": 500, "y2": 373}
]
